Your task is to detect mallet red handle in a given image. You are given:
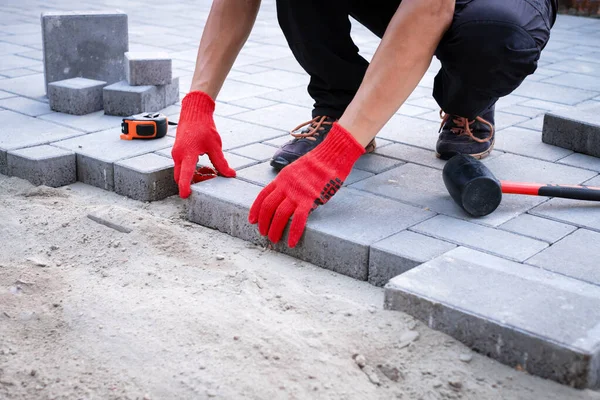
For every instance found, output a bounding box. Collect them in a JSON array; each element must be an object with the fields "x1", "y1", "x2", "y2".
[{"x1": 501, "y1": 181, "x2": 600, "y2": 201}]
